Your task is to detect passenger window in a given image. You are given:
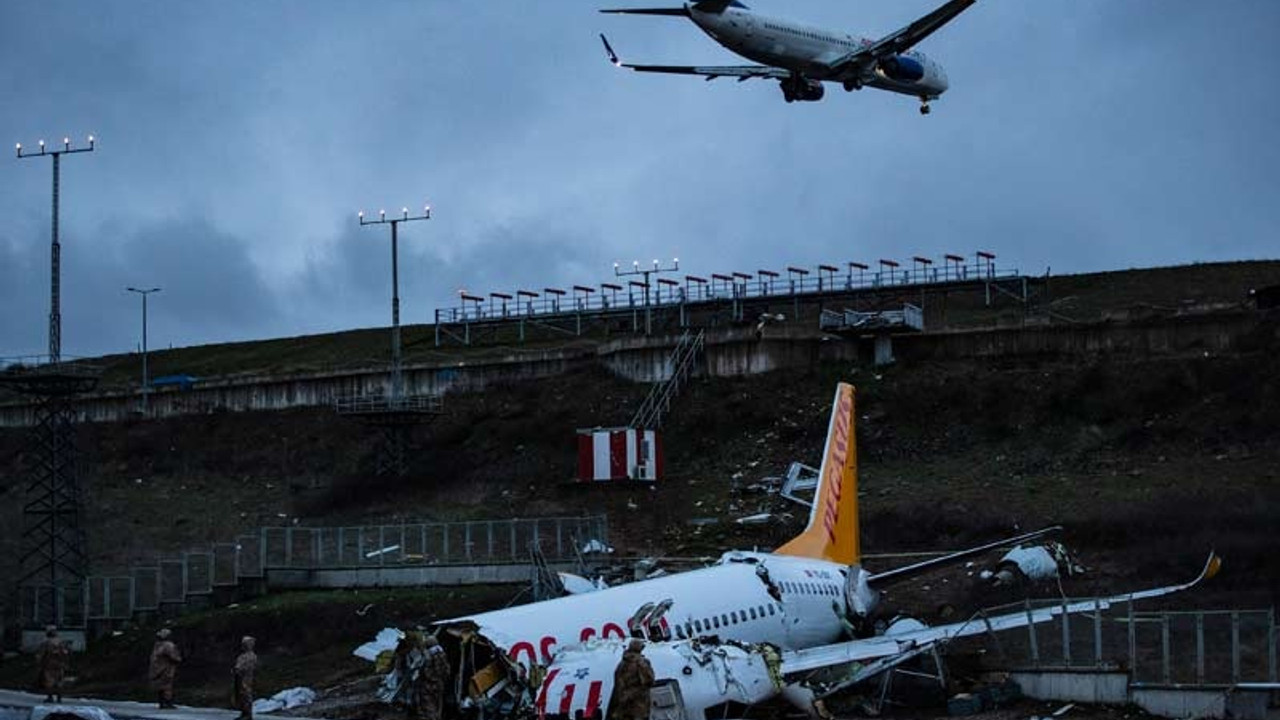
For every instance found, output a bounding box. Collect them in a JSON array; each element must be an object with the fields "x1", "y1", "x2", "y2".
[
  {"x1": 686, "y1": 622, "x2": 694, "y2": 636},
  {"x1": 732, "y1": 611, "x2": 740, "y2": 623},
  {"x1": 675, "y1": 625, "x2": 685, "y2": 639},
  {"x1": 749, "y1": 607, "x2": 757, "y2": 620},
  {"x1": 694, "y1": 619, "x2": 702, "y2": 633},
  {"x1": 768, "y1": 604, "x2": 776, "y2": 616},
  {"x1": 722, "y1": 614, "x2": 729, "y2": 626},
  {"x1": 712, "y1": 616, "x2": 720, "y2": 629}
]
